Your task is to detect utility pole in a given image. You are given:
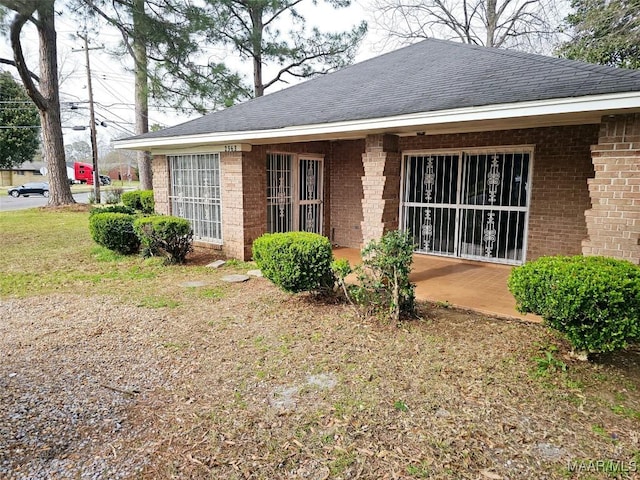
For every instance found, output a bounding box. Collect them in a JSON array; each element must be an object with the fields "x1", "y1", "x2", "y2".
[{"x1": 74, "y1": 34, "x2": 103, "y2": 203}]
